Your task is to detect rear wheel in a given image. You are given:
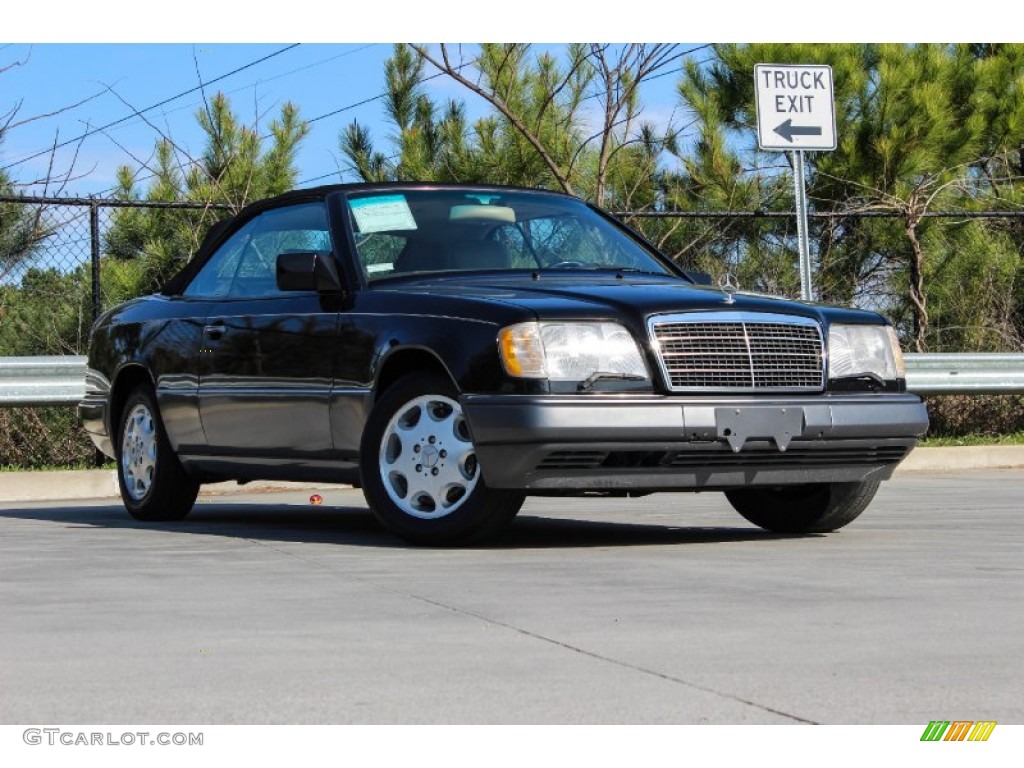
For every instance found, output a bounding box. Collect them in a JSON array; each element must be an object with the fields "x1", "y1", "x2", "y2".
[
  {"x1": 116, "y1": 385, "x2": 199, "y2": 521},
  {"x1": 360, "y1": 373, "x2": 525, "y2": 545},
  {"x1": 724, "y1": 480, "x2": 881, "y2": 534}
]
